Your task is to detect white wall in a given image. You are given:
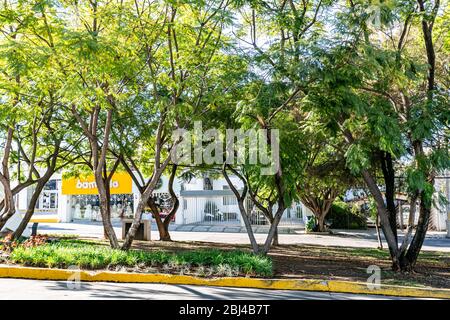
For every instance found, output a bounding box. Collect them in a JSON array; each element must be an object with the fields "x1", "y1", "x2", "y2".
[
  {"x1": 17, "y1": 188, "x2": 28, "y2": 212},
  {"x1": 182, "y1": 178, "x2": 204, "y2": 191},
  {"x1": 432, "y1": 176, "x2": 449, "y2": 231}
]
